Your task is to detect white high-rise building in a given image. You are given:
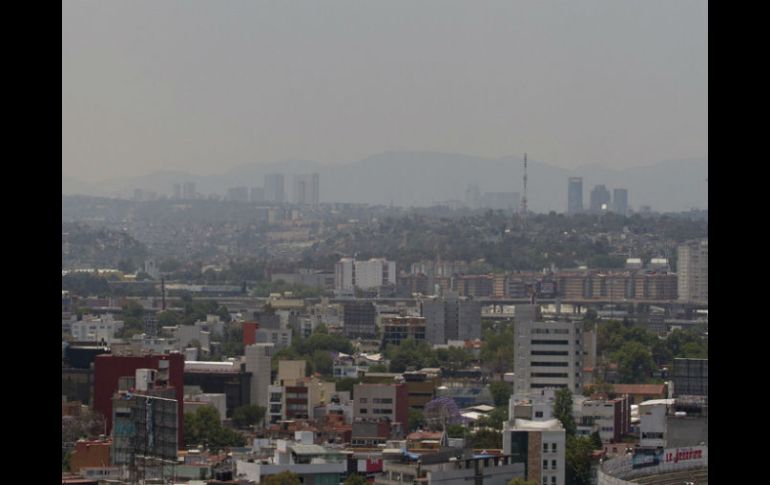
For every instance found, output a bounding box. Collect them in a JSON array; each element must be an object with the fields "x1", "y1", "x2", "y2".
[
  {"x1": 677, "y1": 240, "x2": 708, "y2": 303},
  {"x1": 513, "y1": 305, "x2": 595, "y2": 395},
  {"x1": 245, "y1": 343, "x2": 274, "y2": 412},
  {"x1": 334, "y1": 258, "x2": 396, "y2": 293}
]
